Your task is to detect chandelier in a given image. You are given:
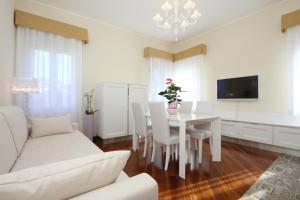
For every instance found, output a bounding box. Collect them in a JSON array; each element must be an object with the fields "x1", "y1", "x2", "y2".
[{"x1": 153, "y1": 0, "x2": 201, "y2": 41}]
